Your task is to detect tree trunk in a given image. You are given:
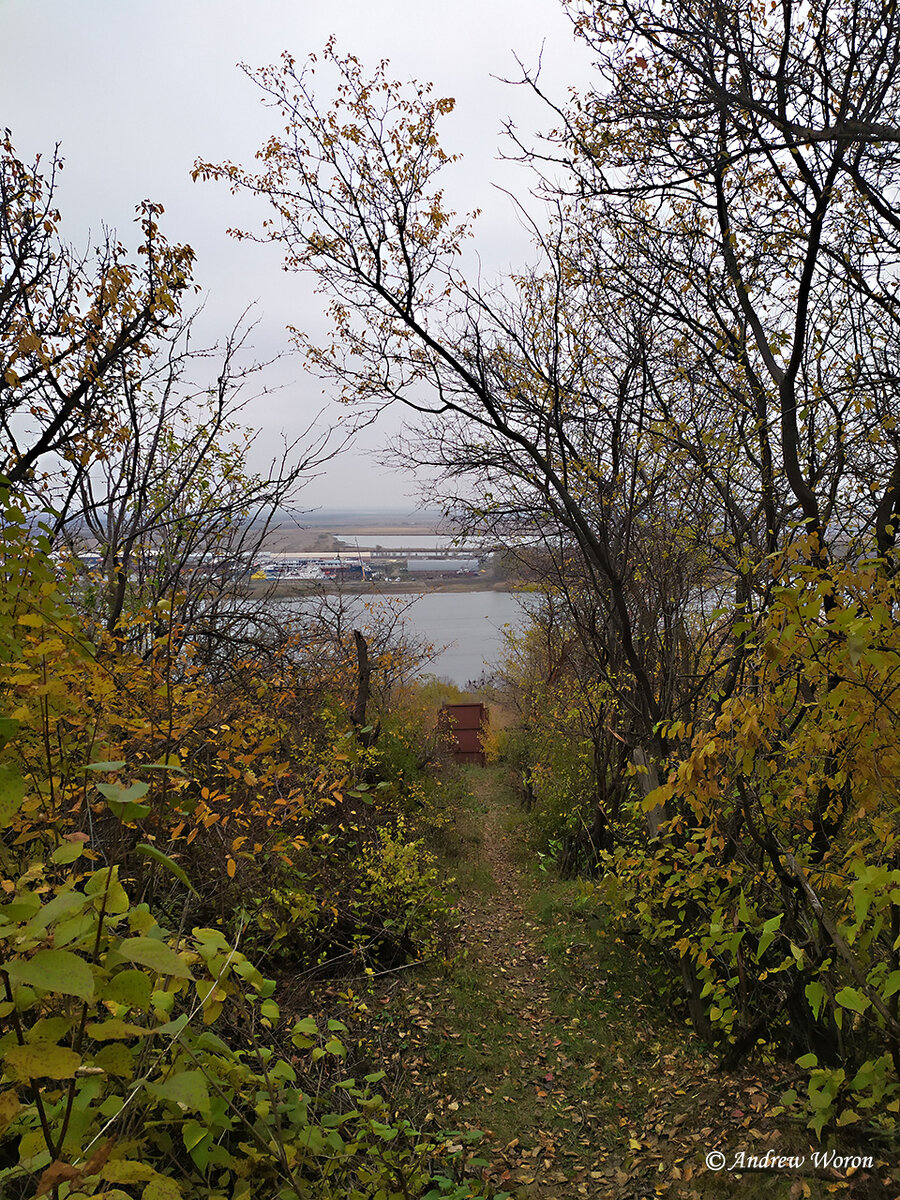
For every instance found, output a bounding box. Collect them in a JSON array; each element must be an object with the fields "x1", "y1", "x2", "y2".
[{"x1": 351, "y1": 629, "x2": 376, "y2": 748}]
